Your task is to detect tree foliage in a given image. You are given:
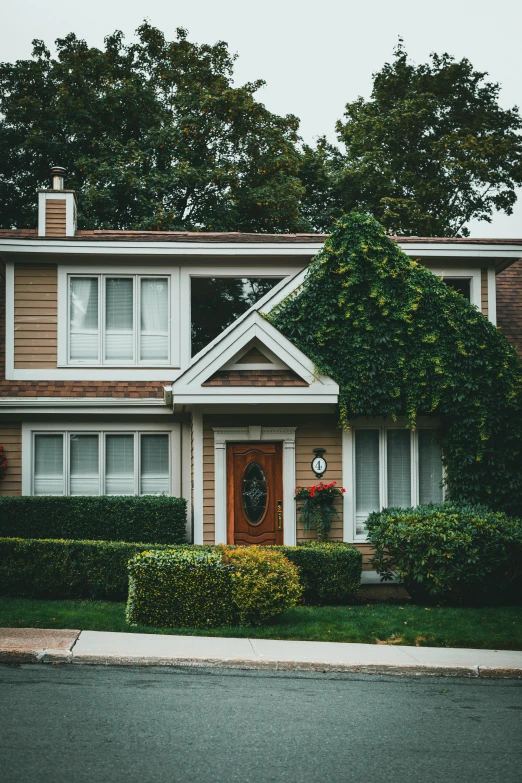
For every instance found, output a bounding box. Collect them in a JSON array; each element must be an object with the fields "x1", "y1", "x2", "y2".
[
  {"x1": 0, "y1": 23, "x2": 305, "y2": 232},
  {"x1": 269, "y1": 213, "x2": 522, "y2": 516},
  {"x1": 301, "y1": 43, "x2": 522, "y2": 236}
]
